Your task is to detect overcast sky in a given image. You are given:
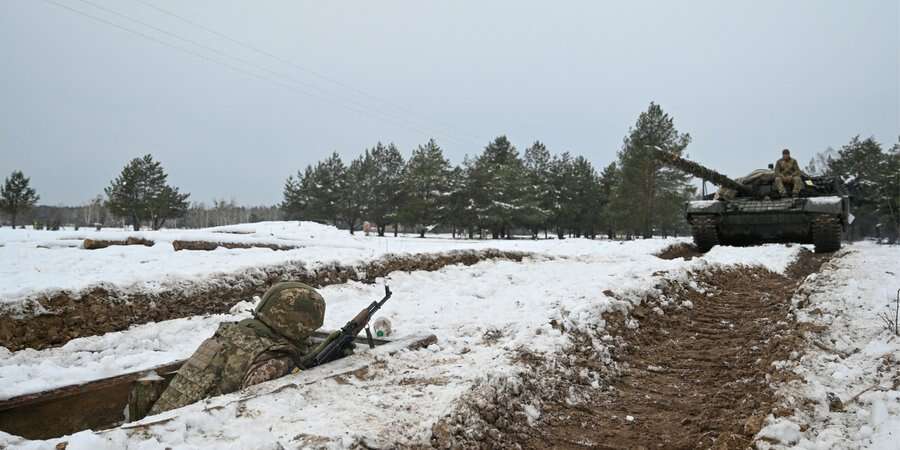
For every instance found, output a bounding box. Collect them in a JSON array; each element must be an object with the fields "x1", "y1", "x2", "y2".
[{"x1": 2, "y1": 0, "x2": 898, "y2": 205}]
